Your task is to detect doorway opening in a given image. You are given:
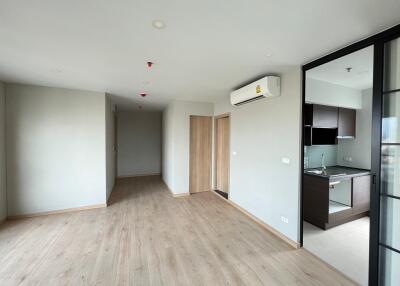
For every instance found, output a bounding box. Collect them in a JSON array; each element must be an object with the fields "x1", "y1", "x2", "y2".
[
  {"x1": 301, "y1": 24, "x2": 400, "y2": 286},
  {"x1": 302, "y1": 46, "x2": 373, "y2": 285},
  {"x1": 214, "y1": 114, "x2": 230, "y2": 200}
]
